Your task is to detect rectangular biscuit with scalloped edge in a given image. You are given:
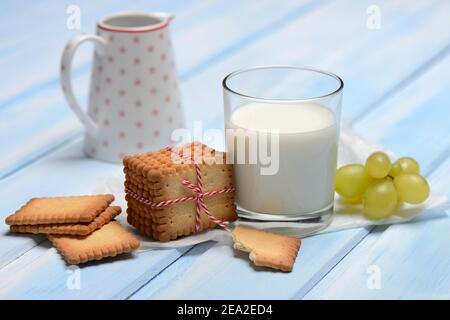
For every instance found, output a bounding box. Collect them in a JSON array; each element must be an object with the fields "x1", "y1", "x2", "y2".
[
  {"x1": 5, "y1": 194, "x2": 114, "y2": 225},
  {"x1": 48, "y1": 221, "x2": 140, "y2": 264},
  {"x1": 10, "y1": 206, "x2": 121, "y2": 236}
]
